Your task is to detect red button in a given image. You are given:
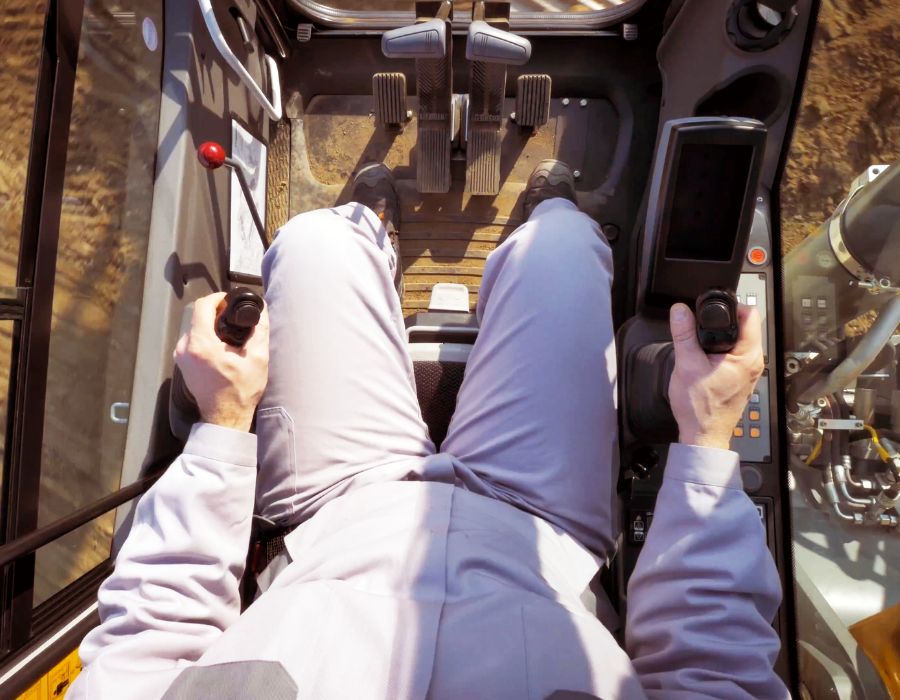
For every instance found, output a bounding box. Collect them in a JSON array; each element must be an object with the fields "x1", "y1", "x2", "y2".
[
  {"x1": 198, "y1": 141, "x2": 226, "y2": 170},
  {"x1": 748, "y1": 246, "x2": 768, "y2": 266}
]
